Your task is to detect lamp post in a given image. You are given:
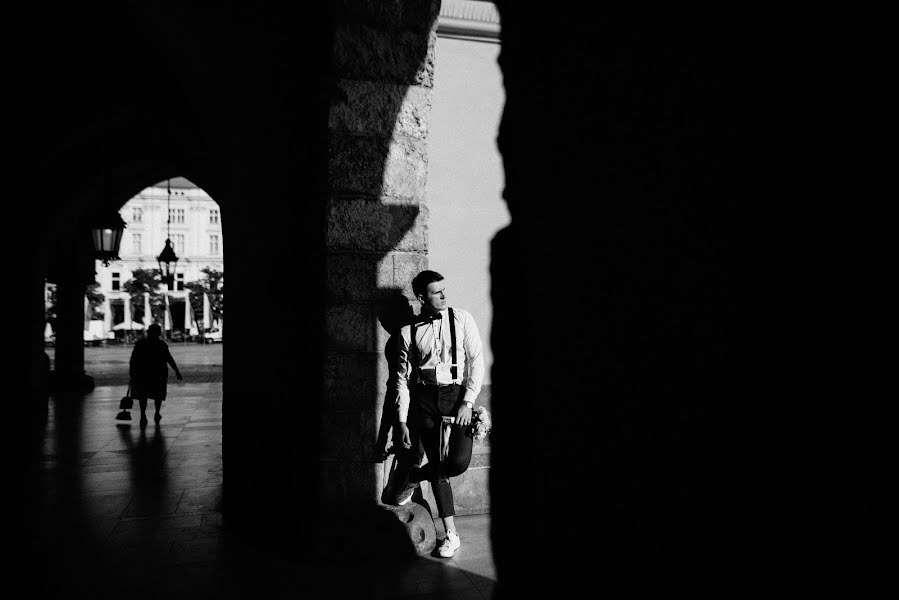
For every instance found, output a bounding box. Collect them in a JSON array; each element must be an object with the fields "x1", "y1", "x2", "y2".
[
  {"x1": 157, "y1": 179, "x2": 179, "y2": 289},
  {"x1": 90, "y1": 212, "x2": 127, "y2": 266}
]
